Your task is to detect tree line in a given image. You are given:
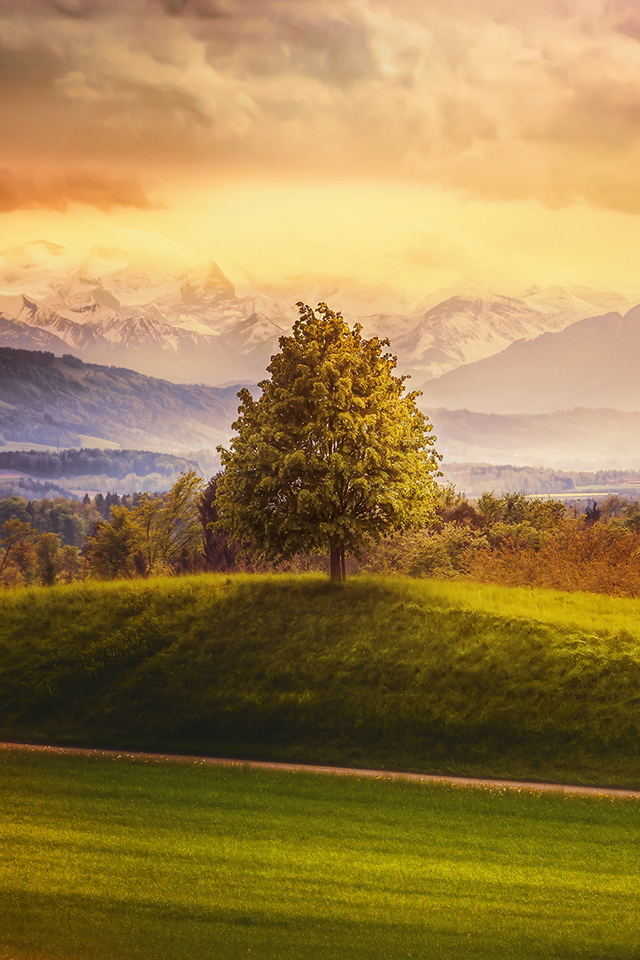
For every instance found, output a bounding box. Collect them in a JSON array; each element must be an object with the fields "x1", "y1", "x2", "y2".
[
  {"x1": 0, "y1": 473, "x2": 208, "y2": 586},
  {"x1": 0, "y1": 448, "x2": 198, "y2": 480},
  {"x1": 4, "y1": 474, "x2": 640, "y2": 596}
]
